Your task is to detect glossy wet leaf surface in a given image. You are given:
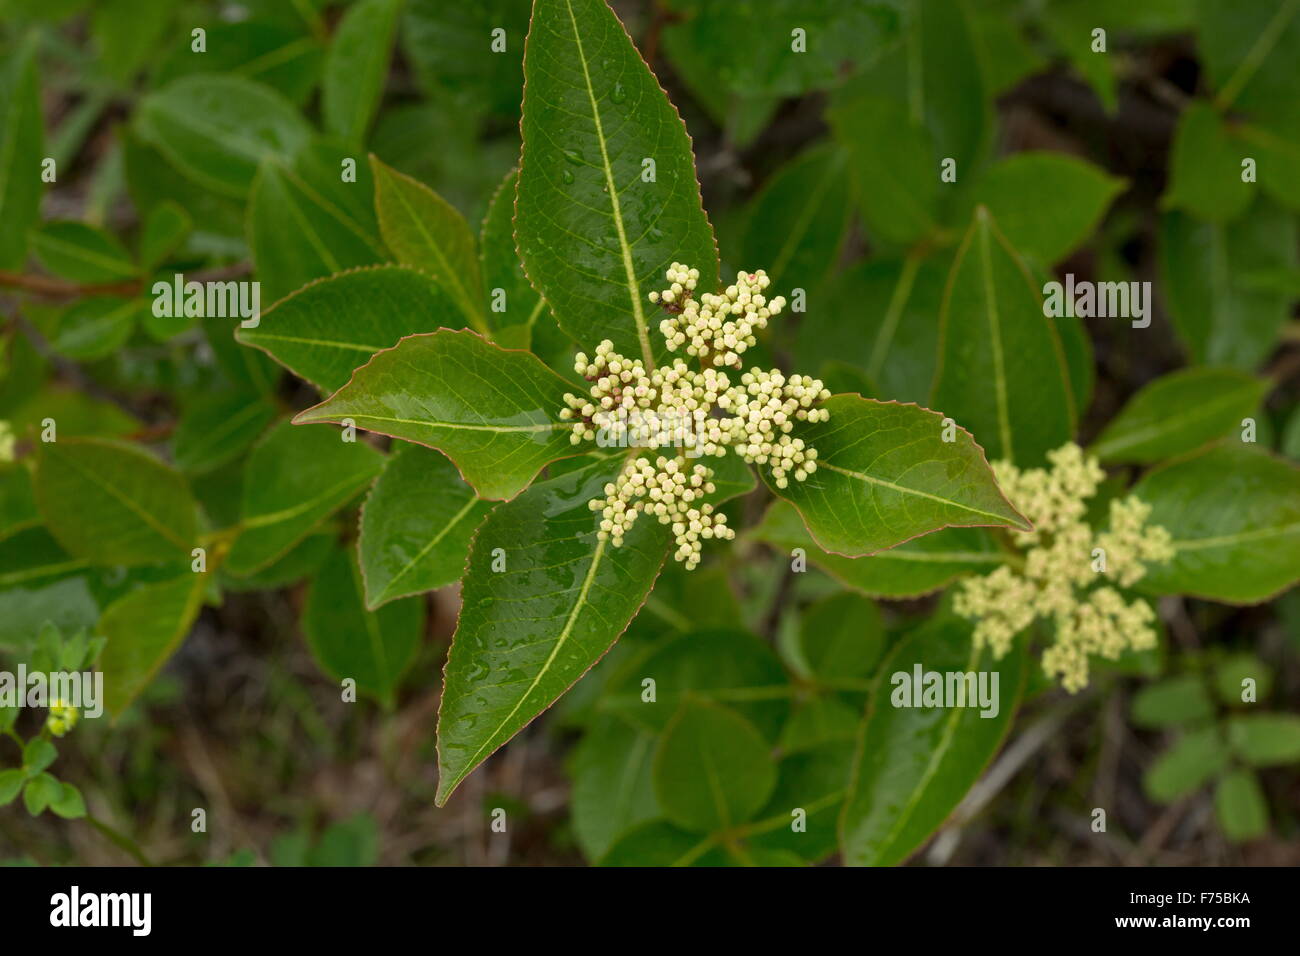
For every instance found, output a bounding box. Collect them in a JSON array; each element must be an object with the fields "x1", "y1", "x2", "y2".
[
  {"x1": 769, "y1": 394, "x2": 1028, "y2": 558},
  {"x1": 295, "y1": 329, "x2": 578, "y2": 500},
  {"x1": 515, "y1": 0, "x2": 718, "y2": 366},
  {"x1": 238, "y1": 265, "x2": 460, "y2": 393},
  {"x1": 839, "y1": 613, "x2": 1025, "y2": 866},
  {"x1": 435, "y1": 460, "x2": 669, "y2": 805}
]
